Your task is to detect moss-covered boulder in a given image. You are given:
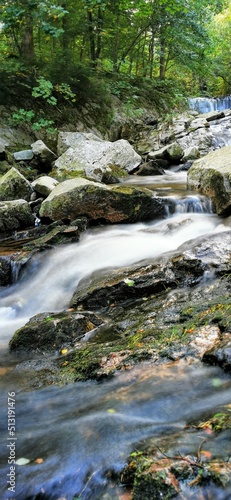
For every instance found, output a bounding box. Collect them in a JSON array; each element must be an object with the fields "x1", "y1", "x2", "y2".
[
  {"x1": 9, "y1": 310, "x2": 103, "y2": 353},
  {"x1": 39, "y1": 177, "x2": 165, "y2": 223},
  {"x1": 187, "y1": 146, "x2": 231, "y2": 216},
  {"x1": 0, "y1": 199, "x2": 34, "y2": 233},
  {"x1": 0, "y1": 167, "x2": 33, "y2": 201}
]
